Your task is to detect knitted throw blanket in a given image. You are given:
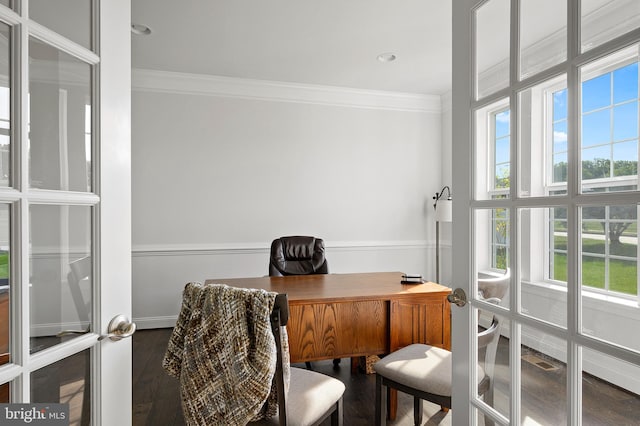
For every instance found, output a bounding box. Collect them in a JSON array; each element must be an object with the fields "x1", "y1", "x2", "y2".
[{"x1": 163, "y1": 282, "x2": 289, "y2": 426}]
